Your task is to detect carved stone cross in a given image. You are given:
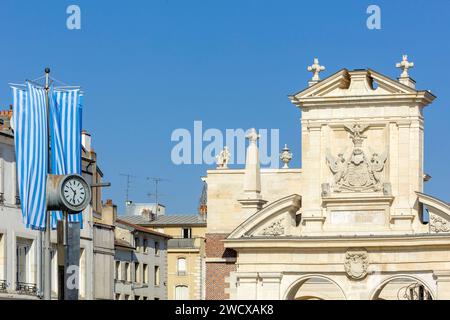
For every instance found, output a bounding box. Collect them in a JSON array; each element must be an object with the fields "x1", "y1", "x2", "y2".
[
  {"x1": 396, "y1": 54, "x2": 414, "y2": 78},
  {"x1": 307, "y1": 58, "x2": 325, "y2": 81}
]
